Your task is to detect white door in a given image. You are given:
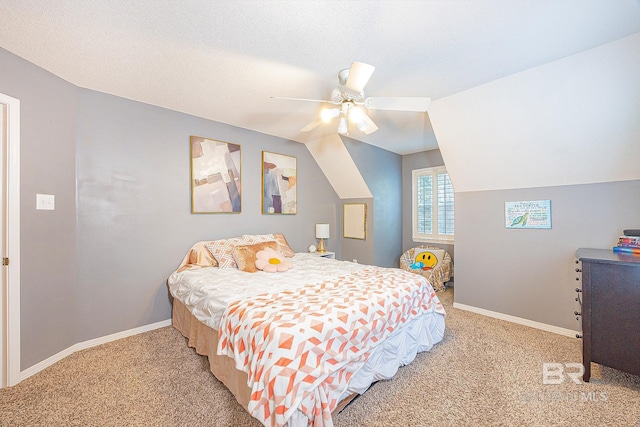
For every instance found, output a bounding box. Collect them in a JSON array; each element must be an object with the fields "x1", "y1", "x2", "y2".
[{"x1": 0, "y1": 92, "x2": 21, "y2": 388}]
